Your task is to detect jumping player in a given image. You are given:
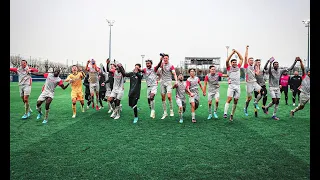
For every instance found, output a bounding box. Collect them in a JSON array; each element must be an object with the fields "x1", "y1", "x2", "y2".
[
  {"x1": 124, "y1": 64, "x2": 143, "y2": 123},
  {"x1": 108, "y1": 63, "x2": 125, "y2": 120},
  {"x1": 141, "y1": 59, "x2": 162, "y2": 119},
  {"x1": 263, "y1": 57, "x2": 298, "y2": 120},
  {"x1": 172, "y1": 73, "x2": 188, "y2": 123},
  {"x1": 64, "y1": 65, "x2": 85, "y2": 118},
  {"x1": 159, "y1": 53, "x2": 178, "y2": 119},
  {"x1": 223, "y1": 49, "x2": 244, "y2": 121},
  {"x1": 290, "y1": 58, "x2": 310, "y2": 117},
  {"x1": 203, "y1": 65, "x2": 227, "y2": 119},
  {"x1": 253, "y1": 59, "x2": 269, "y2": 117},
  {"x1": 86, "y1": 58, "x2": 100, "y2": 110},
  {"x1": 10, "y1": 60, "x2": 38, "y2": 119},
  {"x1": 243, "y1": 45, "x2": 263, "y2": 117},
  {"x1": 186, "y1": 68, "x2": 205, "y2": 123}
]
